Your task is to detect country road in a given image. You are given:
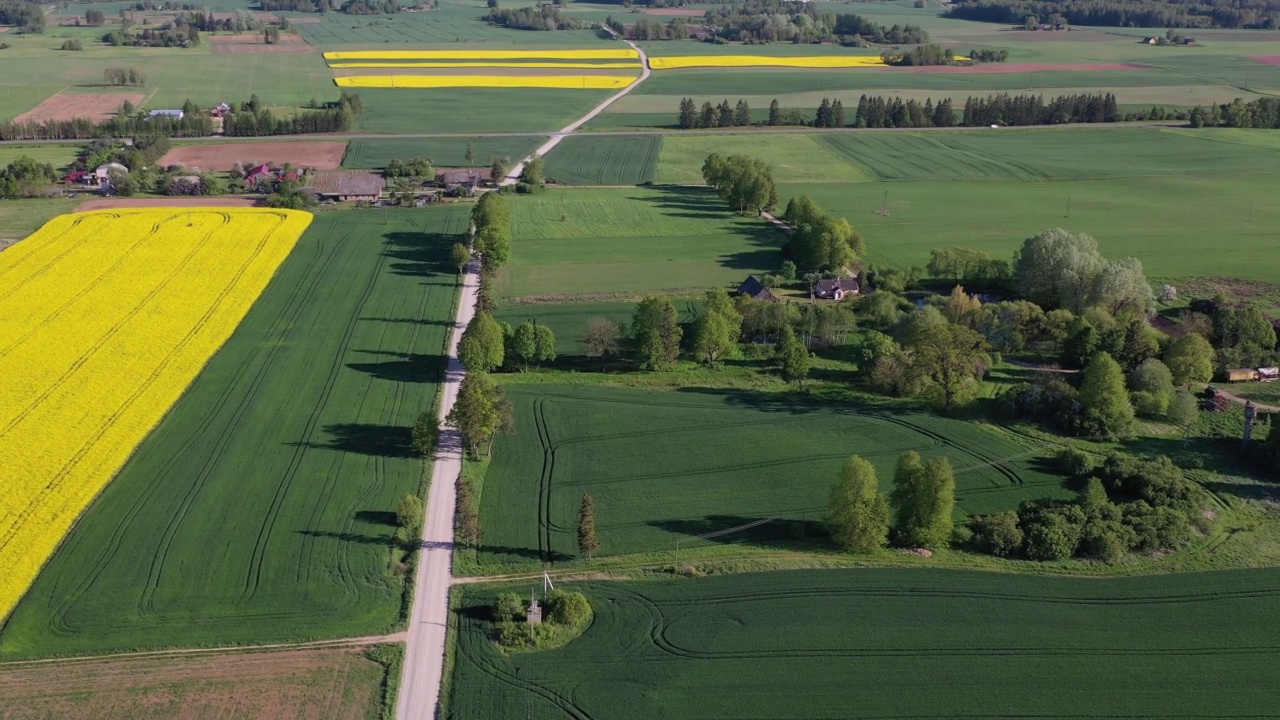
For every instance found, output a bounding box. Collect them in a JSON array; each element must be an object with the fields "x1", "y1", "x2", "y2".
[{"x1": 395, "y1": 37, "x2": 652, "y2": 720}]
